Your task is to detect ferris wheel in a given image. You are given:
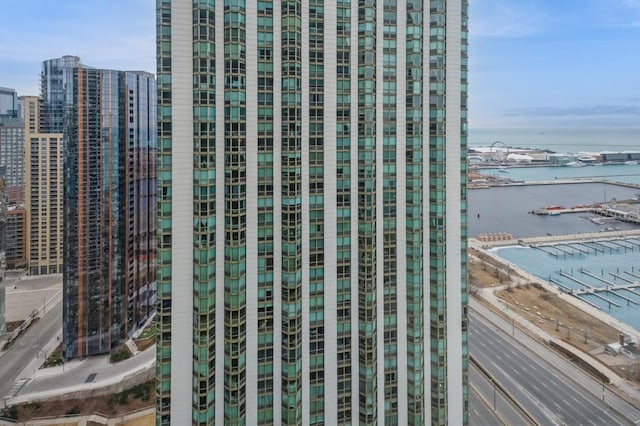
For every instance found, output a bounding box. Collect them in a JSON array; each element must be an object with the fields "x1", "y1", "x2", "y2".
[{"x1": 490, "y1": 141, "x2": 509, "y2": 162}]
